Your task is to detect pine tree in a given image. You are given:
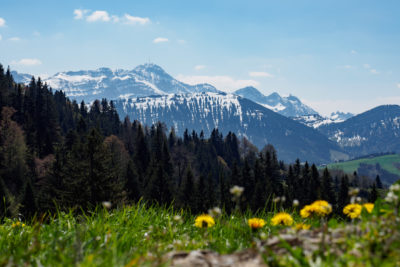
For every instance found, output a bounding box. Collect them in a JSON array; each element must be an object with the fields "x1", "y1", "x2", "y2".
[
  {"x1": 309, "y1": 164, "x2": 321, "y2": 202},
  {"x1": 321, "y1": 168, "x2": 336, "y2": 207},
  {"x1": 20, "y1": 179, "x2": 37, "y2": 219},
  {"x1": 338, "y1": 175, "x2": 350, "y2": 213},
  {"x1": 375, "y1": 175, "x2": 383, "y2": 189},
  {"x1": 369, "y1": 183, "x2": 378, "y2": 203},
  {"x1": 144, "y1": 163, "x2": 172, "y2": 205},
  {"x1": 126, "y1": 159, "x2": 140, "y2": 201},
  {"x1": 194, "y1": 174, "x2": 208, "y2": 213},
  {"x1": 179, "y1": 166, "x2": 195, "y2": 210}
]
